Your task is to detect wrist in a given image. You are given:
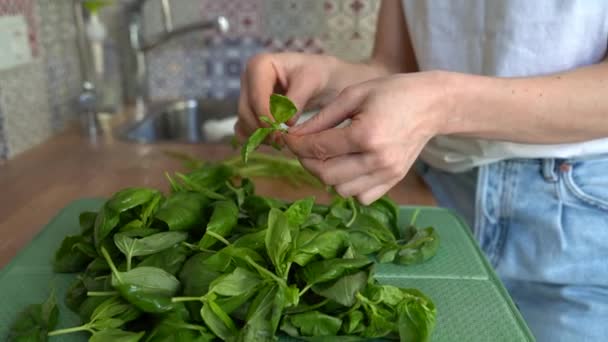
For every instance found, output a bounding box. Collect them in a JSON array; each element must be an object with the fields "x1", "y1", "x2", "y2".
[
  {"x1": 429, "y1": 70, "x2": 477, "y2": 136},
  {"x1": 412, "y1": 70, "x2": 463, "y2": 138}
]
